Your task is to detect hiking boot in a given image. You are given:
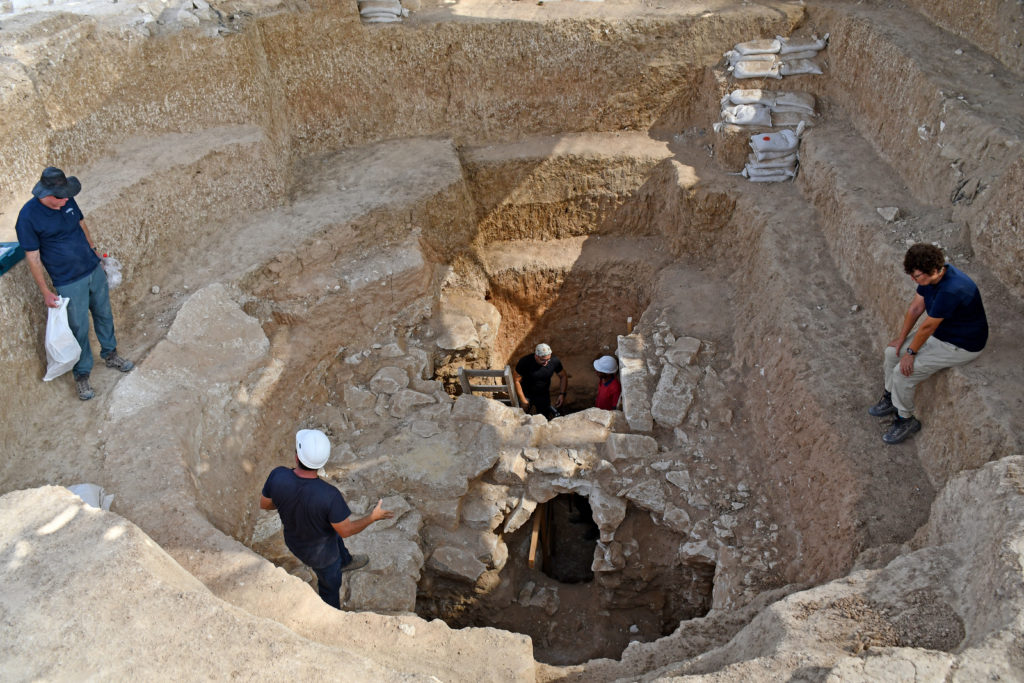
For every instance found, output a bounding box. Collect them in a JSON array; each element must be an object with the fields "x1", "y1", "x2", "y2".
[
  {"x1": 75, "y1": 375, "x2": 95, "y2": 401},
  {"x1": 104, "y1": 351, "x2": 134, "y2": 373},
  {"x1": 882, "y1": 416, "x2": 921, "y2": 444},
  {"x1": 343, "y1": 554, "x2": 370, "y2": 574},
  {"x1": 868, "y1": 391, "x2": 896, "y2": 417}
]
